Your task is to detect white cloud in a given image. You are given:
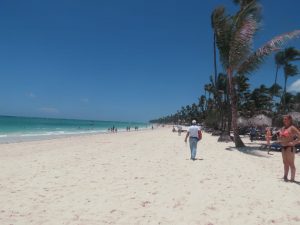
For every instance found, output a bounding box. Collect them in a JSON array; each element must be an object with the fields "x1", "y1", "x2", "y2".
[
  {"x1": 28, "y1": 92, "x2": 36, "y2": 98},
  {"x1": 39, "y1": 107, "x2": 59, "y2": 114},
  {"x1": 288, "y1": 79, "x2": 300, "y2": 93},
  {"x1": 80, "y1": 98, "x2": 89, "y2": 103}
]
